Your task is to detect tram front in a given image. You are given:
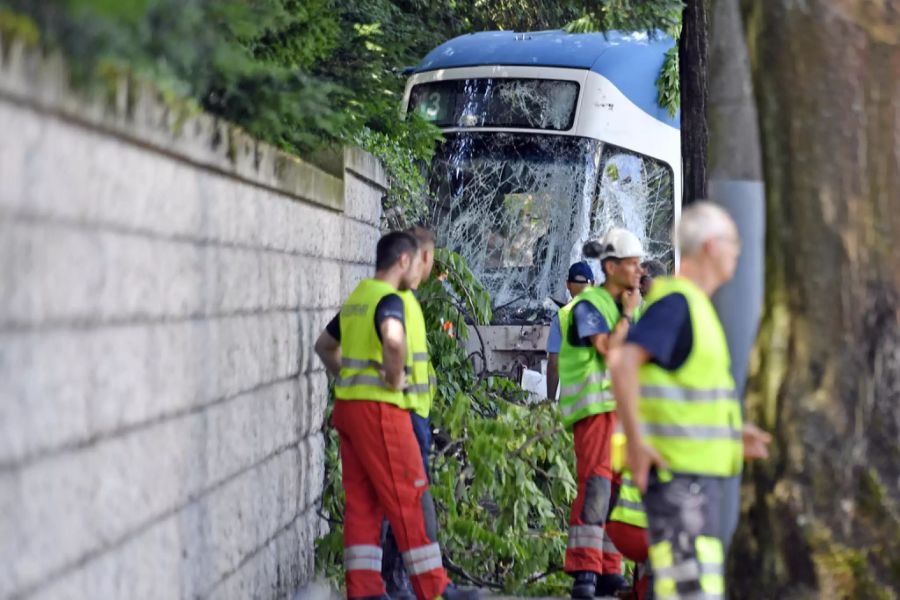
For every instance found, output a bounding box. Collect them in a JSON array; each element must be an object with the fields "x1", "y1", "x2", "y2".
[{"x1": 403, "y1": 31, "x2": 681, "y2": 388}]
